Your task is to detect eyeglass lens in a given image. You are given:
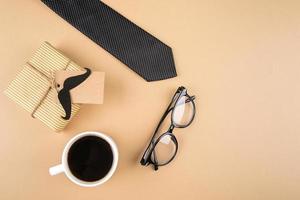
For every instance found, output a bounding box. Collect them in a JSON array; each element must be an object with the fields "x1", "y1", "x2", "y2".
[
  {"x1": 151, "y1": 134, "x2": 177, "y2": 165},
  {"x1": 172, "y1": 95, "x2": 195, "y2": 127}
]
